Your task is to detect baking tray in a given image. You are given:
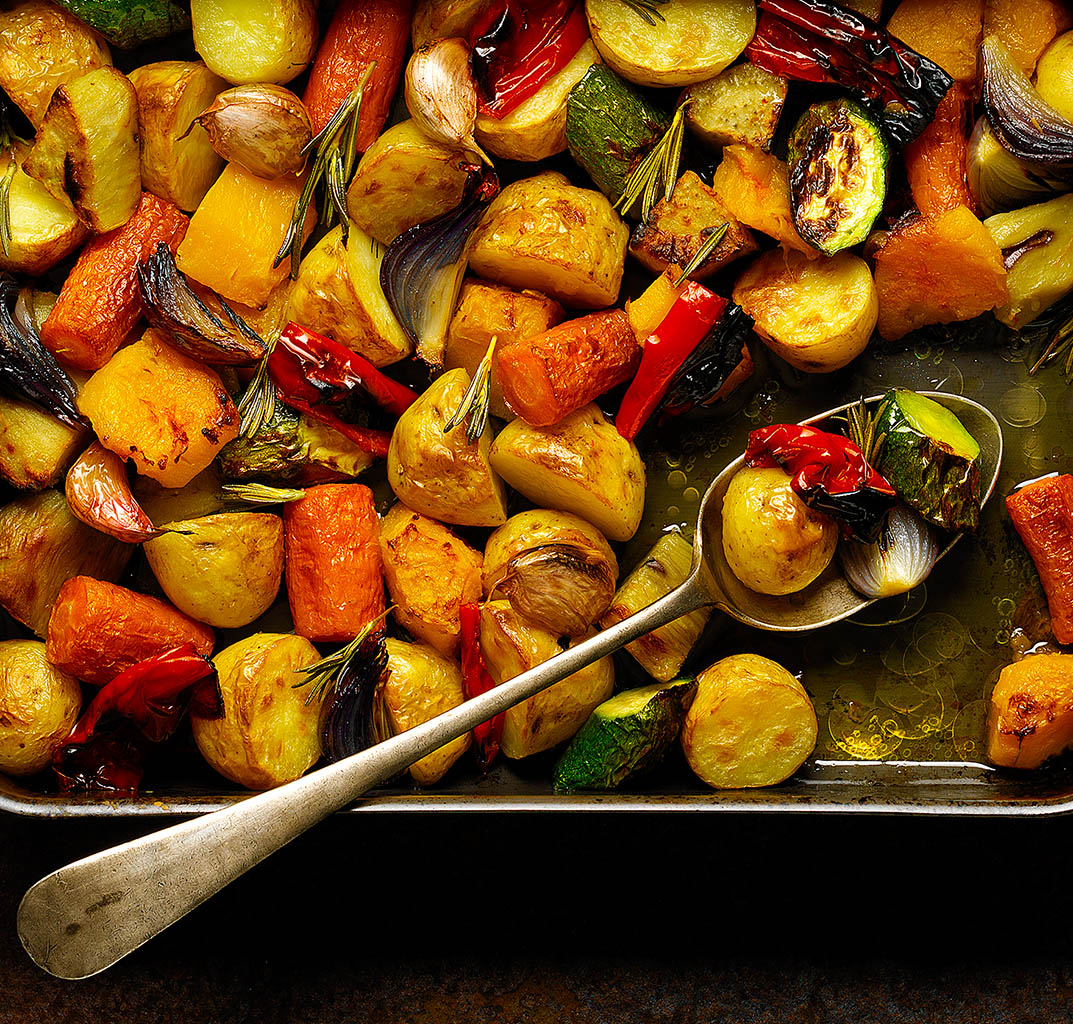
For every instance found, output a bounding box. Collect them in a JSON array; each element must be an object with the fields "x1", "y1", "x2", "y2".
[{"x1": 6, "y1": 315, "x2": 1073, "y2": 818}]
